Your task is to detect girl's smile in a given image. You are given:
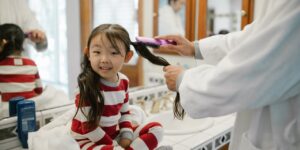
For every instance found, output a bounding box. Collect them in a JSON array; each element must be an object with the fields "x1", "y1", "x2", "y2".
[{"x1": 87, "y1": 34, "x2": 132, "y2": 83}]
